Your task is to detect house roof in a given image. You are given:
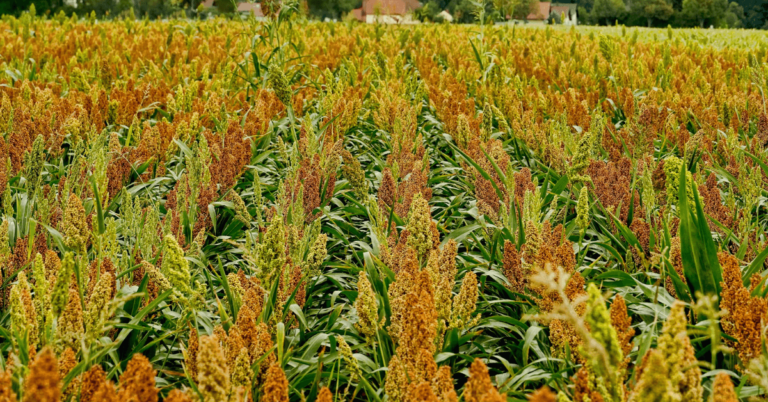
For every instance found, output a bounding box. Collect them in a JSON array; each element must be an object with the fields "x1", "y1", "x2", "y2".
[
  {"x1": 527, "y1": 2, "x2": 550, "y2": 20},
  {"x1": 551, "y1": 5, "x2": 571, "y2": 16},
  {"x1": 362, "y1": 0, "x2": 421, "y2": 16},
  {"x1": 352, "y1": 7, "x2": 364, "y2": 21},
  {"x1": 551, "y1": 3, "x2": 577, "y2": 12}
]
